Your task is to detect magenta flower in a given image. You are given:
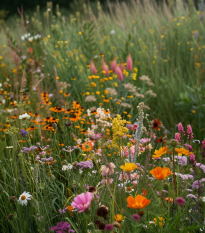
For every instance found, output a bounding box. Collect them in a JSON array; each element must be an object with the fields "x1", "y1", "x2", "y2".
[
  {"x1": 187, "y1": 124, "x2": 193, "y2": 140},
  {"x1": 202, "y1": 139, "x2": 205, "y2": 150},
  {"x1": 132, "y1": 214, "x2": 140, "y2": 222},
  {"x1": 174, "y1": 197, "x2": 186, "y2": 206},
  {"x1": 178, "y1": 122, "x2": 185, "y2": 134},
  {"x1": 105, "y1": 224, "x2": 114, "y2": 231},
  {"x1": 115, "y1": 66, "x2": 124, "y2": 81},
  {"x1": 71, "y1": 192, "x2": 93, "y2": 213},
  {"x1": 175, "y1": 133, "x2": 181, "y2": 142}
]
